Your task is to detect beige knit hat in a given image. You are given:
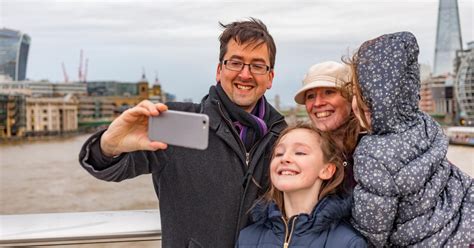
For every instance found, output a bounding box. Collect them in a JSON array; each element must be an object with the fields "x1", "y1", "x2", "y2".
[{"x1": 294, "y1": 61, "x2": 351, "y2": 104}]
